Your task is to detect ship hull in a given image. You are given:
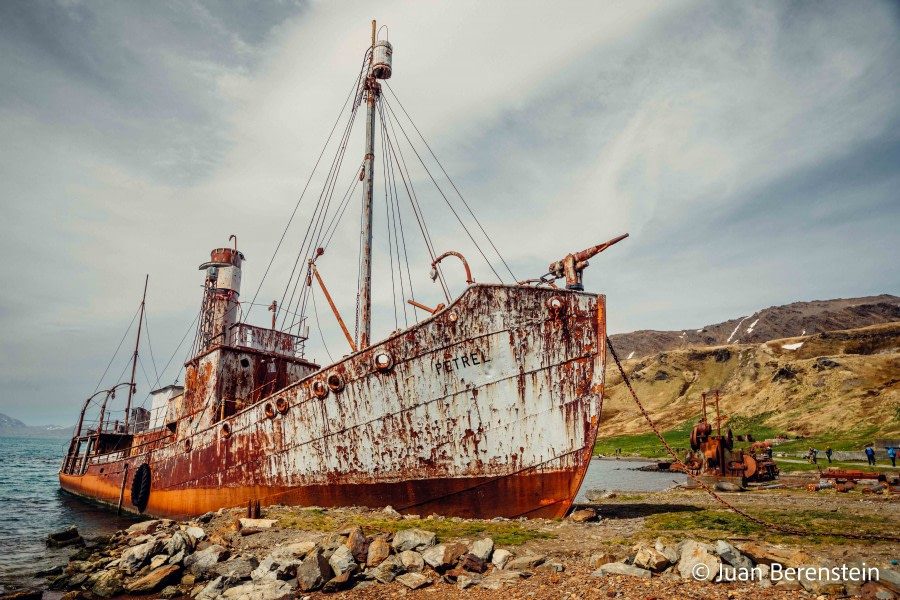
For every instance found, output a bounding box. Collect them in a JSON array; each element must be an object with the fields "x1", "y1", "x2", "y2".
[{"x1": 60, "y1": 285, "x2": 605, "y2": 520}]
